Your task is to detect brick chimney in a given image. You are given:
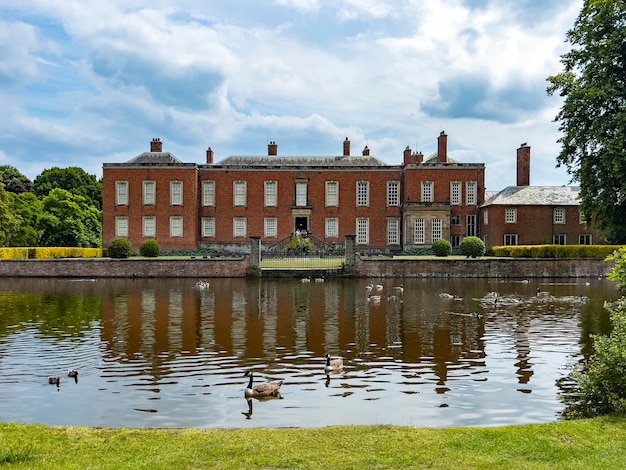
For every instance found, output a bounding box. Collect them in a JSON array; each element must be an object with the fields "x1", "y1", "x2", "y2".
[
  {"x1": 517, "y1": 143, "x2": 531, "y2": 186},
  {"x1": 403, "y1": 146, "x2": 412, "y2": 164},
  {"x1": 437, "y1": 131, "x2": 447, "y2": 163},
  {"x1": 362, "y1": 146, "x2": 370, "y2": 156},
  {"x1": 206, "y1": 147, "x2": 214, "y2": 164},
  {"x1": 343, "y1": 137, "x2": 350, "y2": 156},
  {"x1": 416, "y1": 151, "x2": 424, "y2": 164},
  {"x1": 150, "y1": 138, "x2": 162, "y2": 152},
  {"x1": 268, "y1": 141, "x2": 278, "y2": 156}
]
